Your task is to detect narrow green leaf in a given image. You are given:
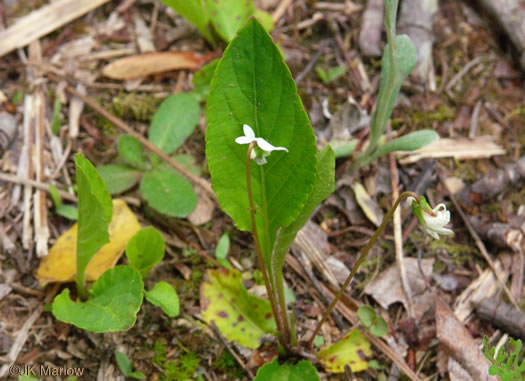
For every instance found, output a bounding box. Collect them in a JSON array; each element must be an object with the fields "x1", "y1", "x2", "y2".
[
  {"x1": 115, "y1": 351, "x2": 133, "y2": 376},
  {"x1": 271, "y1": 146, "x2": 334, "y2": 295},
  {"x1": 254, "y1": 358, "x2": 320, "y2": 381},
  {"x1": 49, "y1": 184, "x2": 62, "y2": 209},
  {"x1": 75, "y1": 154, "x2": 112, "y2": 290},
  {"x1": 215, "y1": 233, "x2": 231, "y2": 268},
  {"x1": 206, "y1": 18, "x2": 317, "y2": 267},
  {"x1": 316, "y1": 65, "x2": 347, "y2": 84},
  {"x1": 200, "y1": 268, "x2": 276, "y2": 349},
  {"x1": 97, "y1": 164, "x2": 143, "y2": 195},
  {"x1": 118, "y1": 135, "x2": 147, "y2": 170},
  {"x1": 369, "y1": 130, "x2": 439, "y2": 161},
  {"x1": 159, "y1": 0, "x2": 215, "y2": 45},
  {"x1": 145, "y1": 281, "x2": 180, "y2": 318},
  {"x1": 205, "y1": 0, "x2": 254, "y2": 42},
  {"x1": 329, "y1": 139, "x2": 358, "y2": 158},
  {"x1": 140, "y1": 168, "x2": 197, "y2": 217},
  {"x1": 126, "y1": 227, "x2": 165, "y2": 277},
  {"x1": 148, "y1": 94, "x2": 200, "y2": 157},
  {"x1": 56, "y1": 205, "x2": 78, "y2": 220},
  {"x1": 51, "y1": 98, "x2": 62, "y2": 135},
  {"x1": 52, "y1": 266, "x2": 144, "y2": 332}
]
